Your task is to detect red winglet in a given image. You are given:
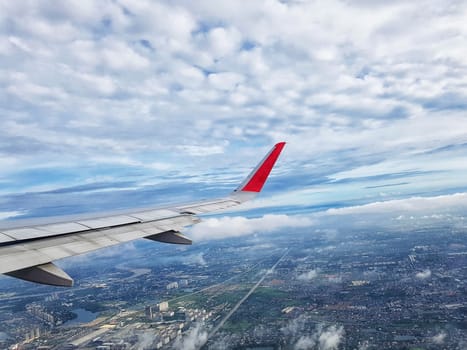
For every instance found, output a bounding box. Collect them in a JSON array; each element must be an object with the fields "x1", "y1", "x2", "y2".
[{"x1": 237, "y1": 142, "x2": 286, "y2": 193}]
